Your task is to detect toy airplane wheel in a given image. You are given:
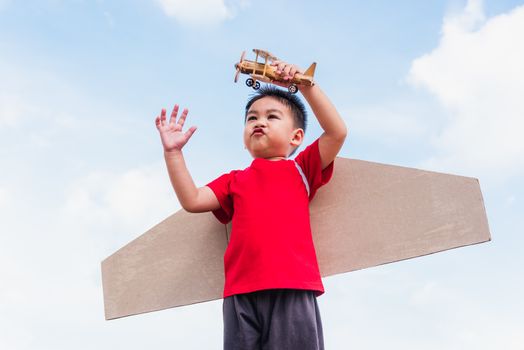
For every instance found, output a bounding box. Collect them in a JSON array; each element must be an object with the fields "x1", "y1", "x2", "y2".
[
  {"x1": 246, "y1": 78, "x2": 254, "y2": 87},
  {"x1": 288, "y1": 84, "x2": 298, "y2": 94},
  {"x1": 254, "y1": 81, "x2": 261, "y2": 90}
]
